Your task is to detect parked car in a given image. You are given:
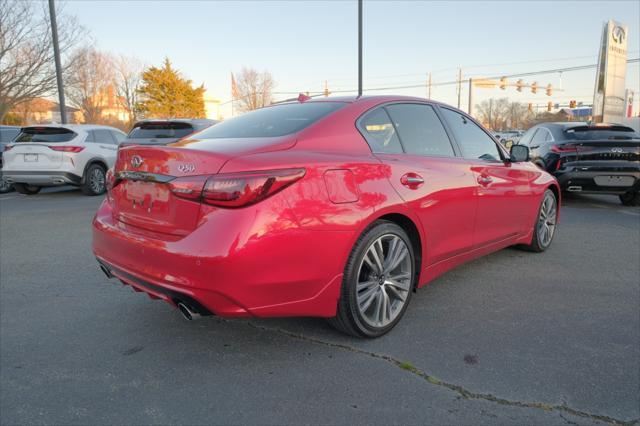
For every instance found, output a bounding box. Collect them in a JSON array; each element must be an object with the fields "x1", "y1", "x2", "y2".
[
  {"x1": 495, "y1": 130, "x2": 523, "y2": 147},
  {"x1": 0, "y1": 125, "x2": 21, "y2": 193},
  {"x1": 93, "y1": 96, "x2": 559, "y2": 337},
  {"x1": 2, "y1": 124, "x2": 127, "y2": 196},
  {"x1": 519, "y1": 122, "x2": 640, "y2": 205},
  {"x1": 123, "y1": 119, "x2": 218, "y2": 146}
]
